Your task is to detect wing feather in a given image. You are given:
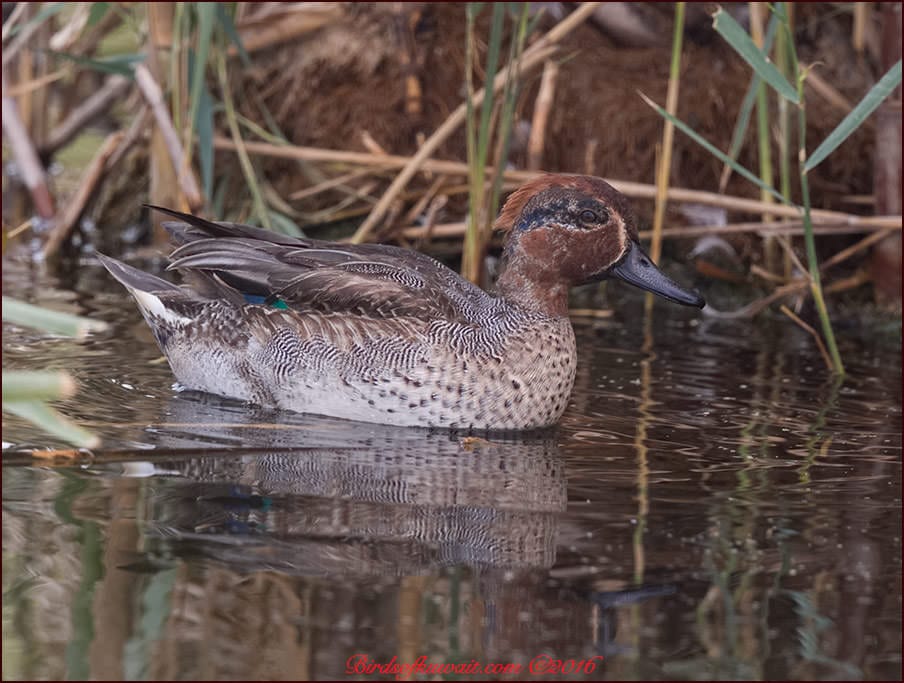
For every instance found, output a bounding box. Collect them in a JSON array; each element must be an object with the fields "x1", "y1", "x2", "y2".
[{"x1": 149, "y1": 205, "x2": 492, "y2": 324}]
